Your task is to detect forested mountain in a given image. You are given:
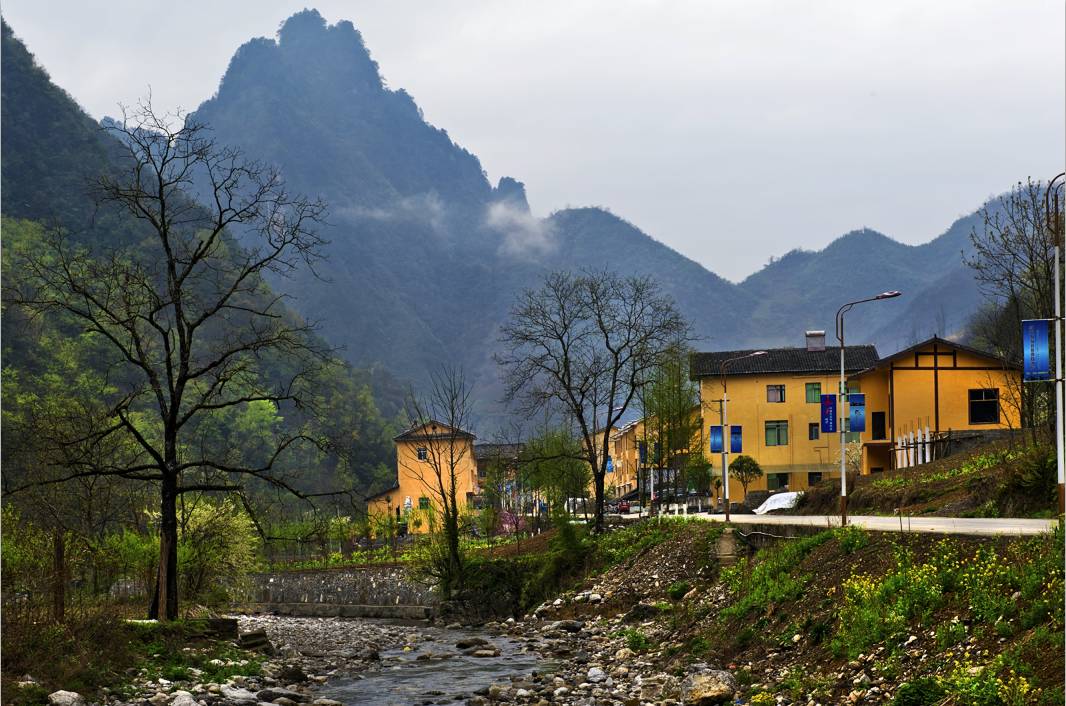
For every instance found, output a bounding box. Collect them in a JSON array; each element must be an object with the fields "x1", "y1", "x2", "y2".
[
  {"x1": 0, "y1": 19, "x2": 403, "y2": 499},
  {"x1": 183, "y1": 9, "x2": 996, "y2": 415},
  {"x1": 4, "y1": 9, "x2": 1000, "y2": 428}
]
